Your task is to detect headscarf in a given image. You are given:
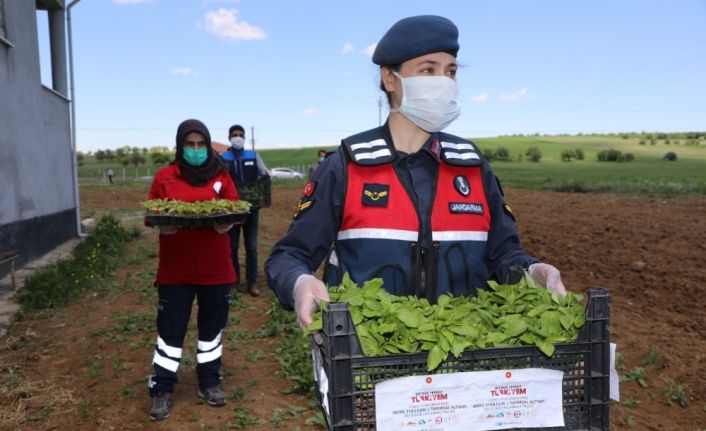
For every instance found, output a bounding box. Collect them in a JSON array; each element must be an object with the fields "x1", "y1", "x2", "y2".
[{"x1": 173, "y1": 119, "x2": 227, "y2": 186}]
